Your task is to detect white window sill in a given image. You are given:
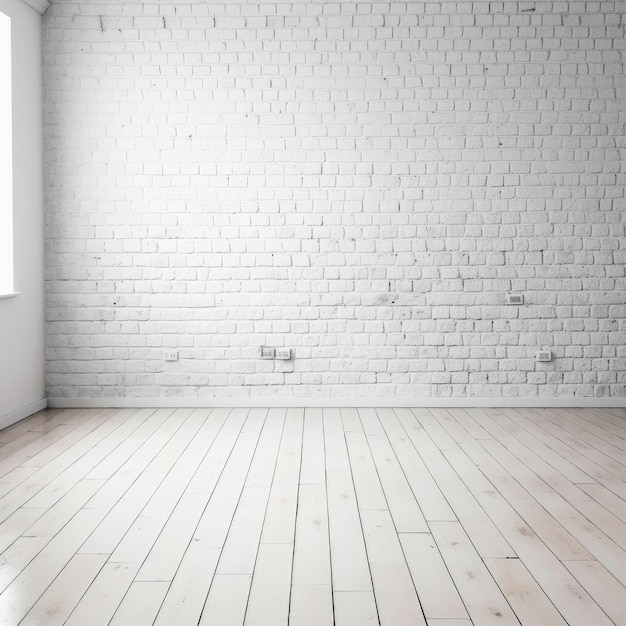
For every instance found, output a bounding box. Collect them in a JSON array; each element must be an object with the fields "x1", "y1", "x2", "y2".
[{"x1": 0, "y1": 291, "x2": 20, "y2": 300}]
